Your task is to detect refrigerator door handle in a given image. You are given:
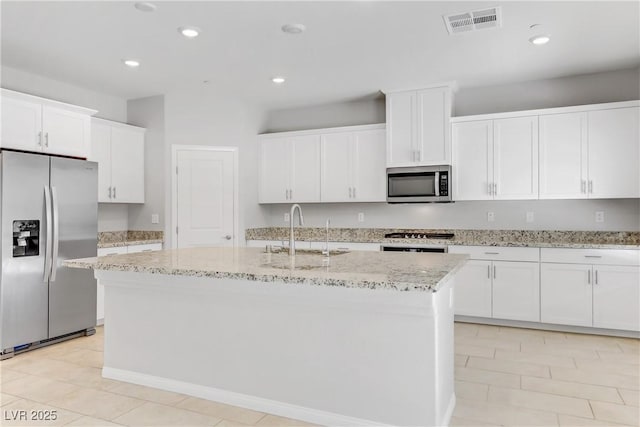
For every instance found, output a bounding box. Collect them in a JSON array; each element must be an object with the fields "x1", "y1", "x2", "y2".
[
  {"x1": 50, "y1": 186, "x2": 60, "y2": 282},
  {"x1": 43, "y1": 185, "x2": 53, "y2": 282}
]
